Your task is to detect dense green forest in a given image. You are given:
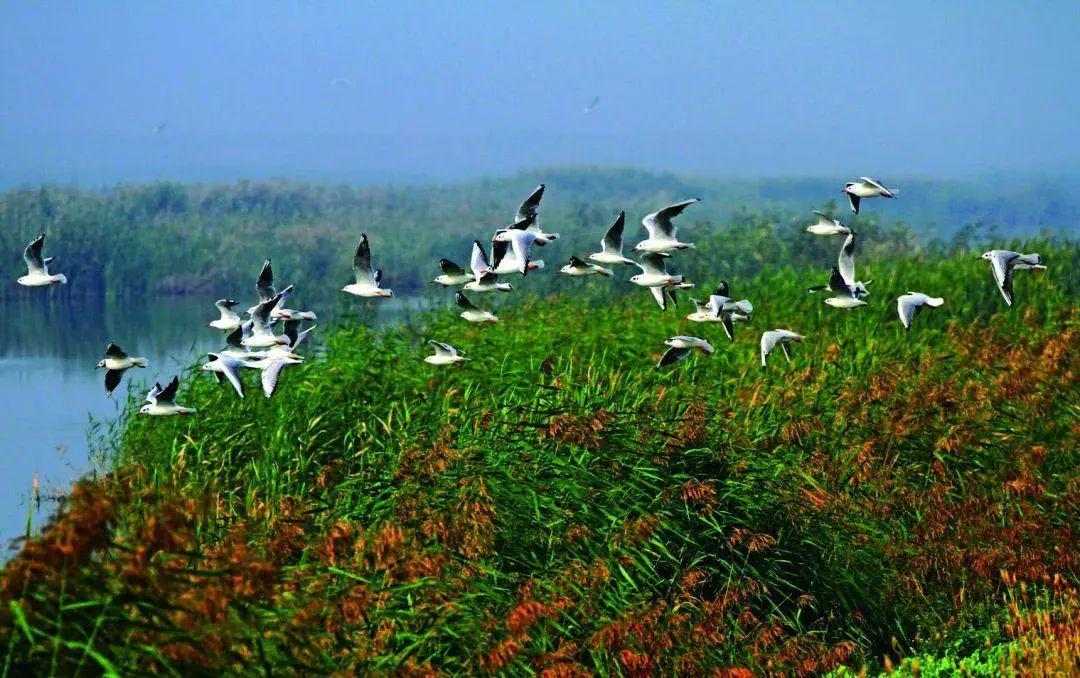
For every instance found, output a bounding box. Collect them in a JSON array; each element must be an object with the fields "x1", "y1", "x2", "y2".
[
  {"x1": 1, "y1": 238, "x2": 1077, "y2": 674},
  {"x1": 2, "y1": 168, "x2": 1076, "y2": 298}
]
